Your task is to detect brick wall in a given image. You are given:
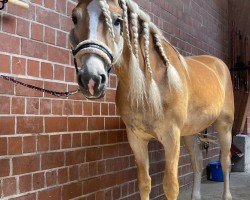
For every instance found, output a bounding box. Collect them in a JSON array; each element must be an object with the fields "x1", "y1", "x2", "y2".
[{"x1": 0, "y1": 0, "x2": 228, "y2": 199}]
